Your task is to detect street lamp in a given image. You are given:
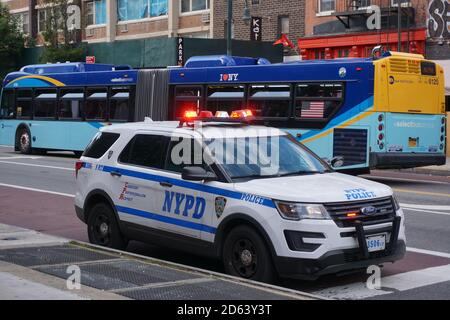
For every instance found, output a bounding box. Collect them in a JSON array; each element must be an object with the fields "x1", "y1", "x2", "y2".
[{"x1": 227, "y1": 0, "x2": 251, "y2": 56}]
